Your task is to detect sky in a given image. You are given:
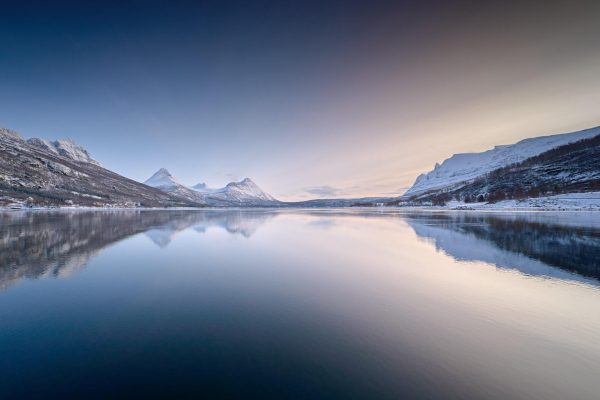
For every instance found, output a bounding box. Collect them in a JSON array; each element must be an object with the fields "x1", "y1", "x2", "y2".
[{"x1": 2, "y1": 0, "x2": 600, "y2": 201}]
